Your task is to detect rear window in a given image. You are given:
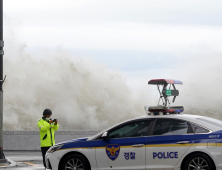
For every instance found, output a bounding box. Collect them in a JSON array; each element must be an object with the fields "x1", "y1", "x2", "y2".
[
  {"x1": 190, "y1": 123, "x2": 210, "y2": 134},
  {"x1": 196, "y1": 117, "x2": 222, "y2": 129}
]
